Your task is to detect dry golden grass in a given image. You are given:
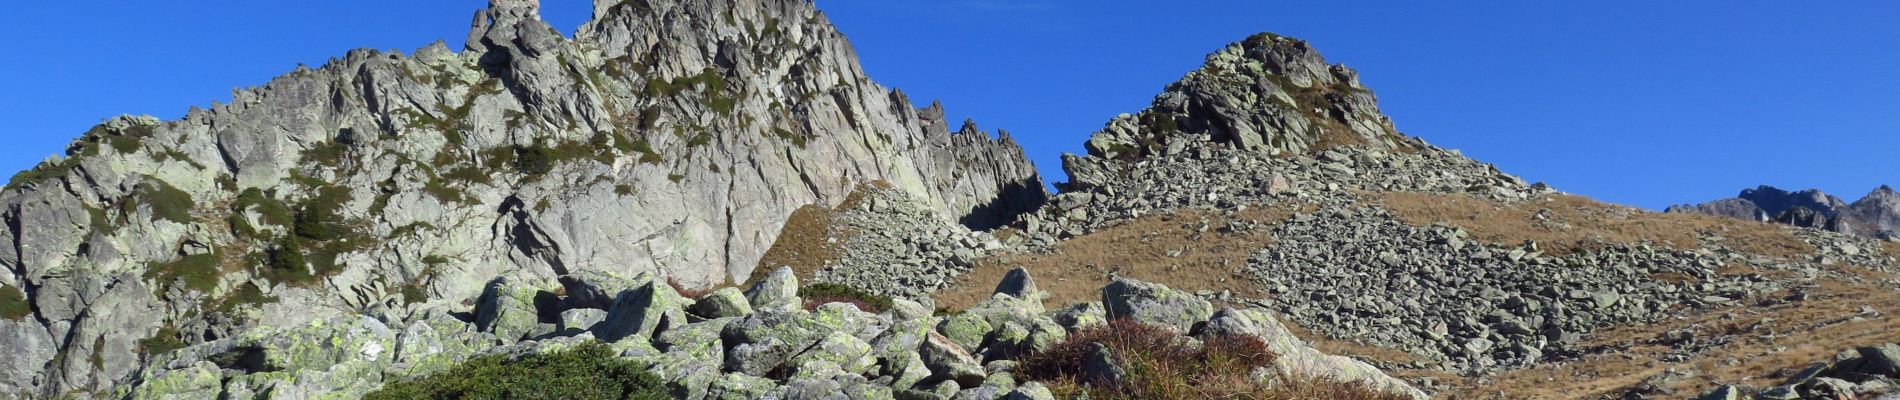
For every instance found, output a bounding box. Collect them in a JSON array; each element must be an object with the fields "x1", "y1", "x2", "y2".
[
  {"x1": 1431, "y1": 278, "x2": 1900, "y2": 399},
  {"x1": 1884, "y1": 240, "x2": 1900, "y2": 261},
  {"x1": 934, "y1": 205, "x2": 1306, "y2": 311},
  {"x1": 750, "y1": 204, "x2": 837, "y2": 286},
  {"x1": 666, "y1": 277, "x2": 723, "y2": 299},
  {"x1": 1370, "y1": 192, "x2": 1814, "y2": 259},
  {"x1": 749, "y1": 182, "x2": 893, "y2": 286}
]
